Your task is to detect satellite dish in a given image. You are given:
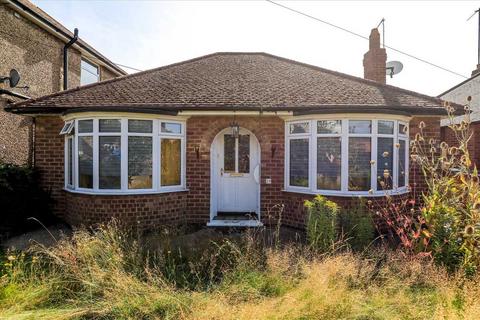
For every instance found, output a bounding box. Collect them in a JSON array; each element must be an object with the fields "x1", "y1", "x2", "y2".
[
  {"x1": 386, "y1": 61, "x2": 403, "y2": 78},
  {"x1": 8, "y1": 69, "x2": 20, "y2": 88}
]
